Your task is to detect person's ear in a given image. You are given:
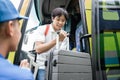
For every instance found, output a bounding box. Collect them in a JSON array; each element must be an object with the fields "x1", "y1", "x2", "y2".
[{"x1": 6, "y1": 21, "x2": 14, "y2": 37}]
